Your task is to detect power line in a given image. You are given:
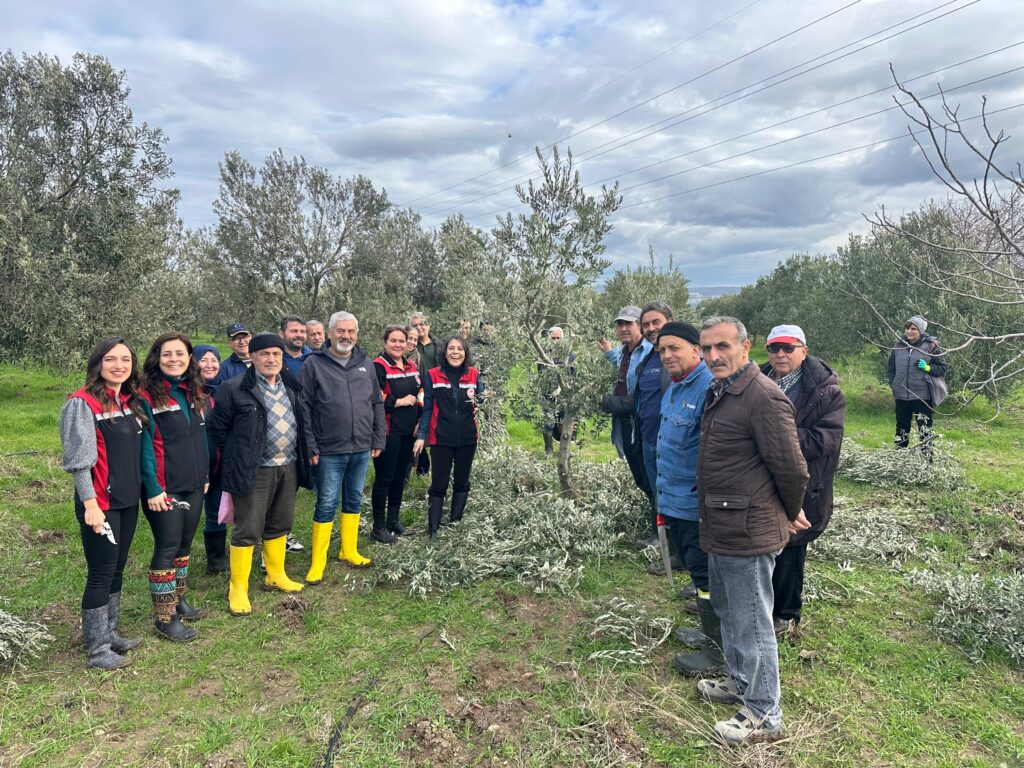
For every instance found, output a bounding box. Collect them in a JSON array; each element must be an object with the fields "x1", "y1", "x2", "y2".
[
  {"x1": 400, "y1": 0, "x2": 865, "y2": 207},
  {"x1": 421, "y1": 0, "x2": 977, "y2": 217},
  {"x1": 616, "y1": 102, "x2": 1024, "y2": 212}
]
